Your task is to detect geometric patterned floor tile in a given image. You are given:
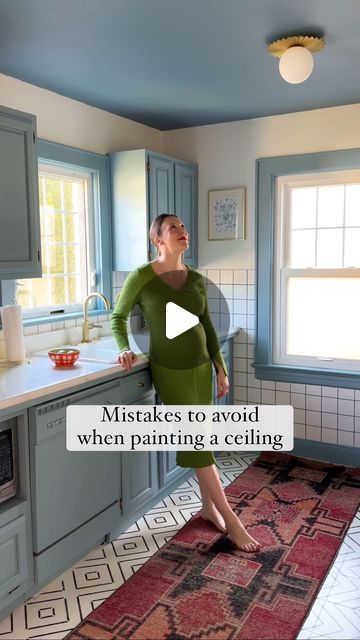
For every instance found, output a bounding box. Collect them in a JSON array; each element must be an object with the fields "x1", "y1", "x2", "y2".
[
  {"x1": 76, "y1": 589, "x2": 117, "y2": 621},
  {"x1": 0, "y1": 452, "x2": 359, "y2": 640},
  {"x1": 117, "y1": 557, "x2": 150, "y2": 582}
]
